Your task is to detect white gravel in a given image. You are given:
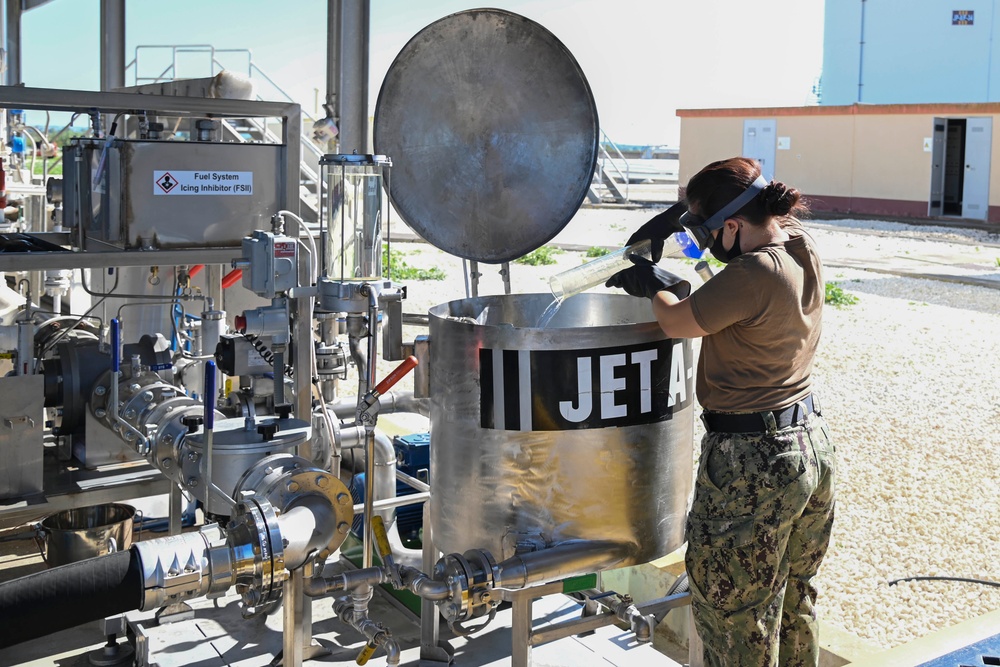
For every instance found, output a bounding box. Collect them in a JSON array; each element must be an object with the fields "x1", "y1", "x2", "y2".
[
  {"x1": 808, "y1": 265, "x2": 1000, "y2": 649},
  {"x1": 383, "y1": 212, "x2": 1000, "y2": 651}
]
